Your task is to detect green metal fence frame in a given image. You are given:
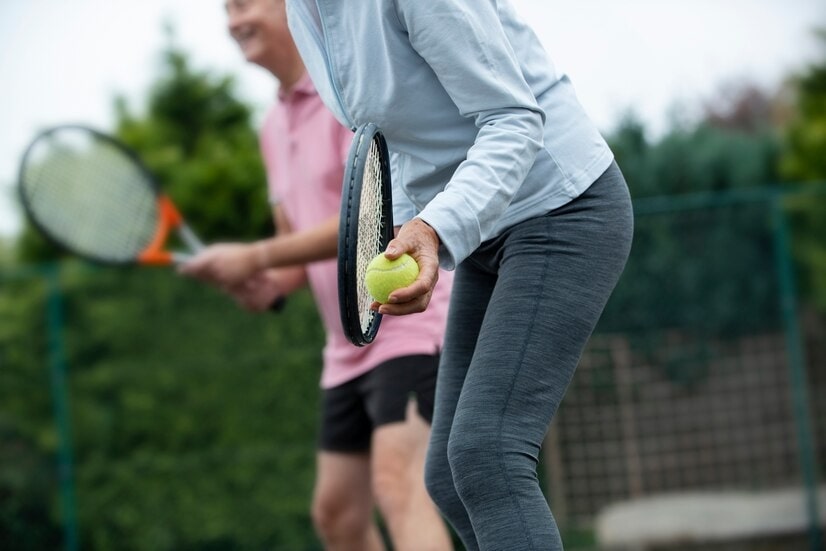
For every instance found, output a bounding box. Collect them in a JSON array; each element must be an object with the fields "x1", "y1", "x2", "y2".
[
  {"x1": 3, "y1": 183, "x2": 825, "y2": 551},
  {"x1": 633, "y1": 184, "x2": 824, "y2": 551},
  {"x1": 4, "y1": 263, "x2": 78, "y2": 551}
]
